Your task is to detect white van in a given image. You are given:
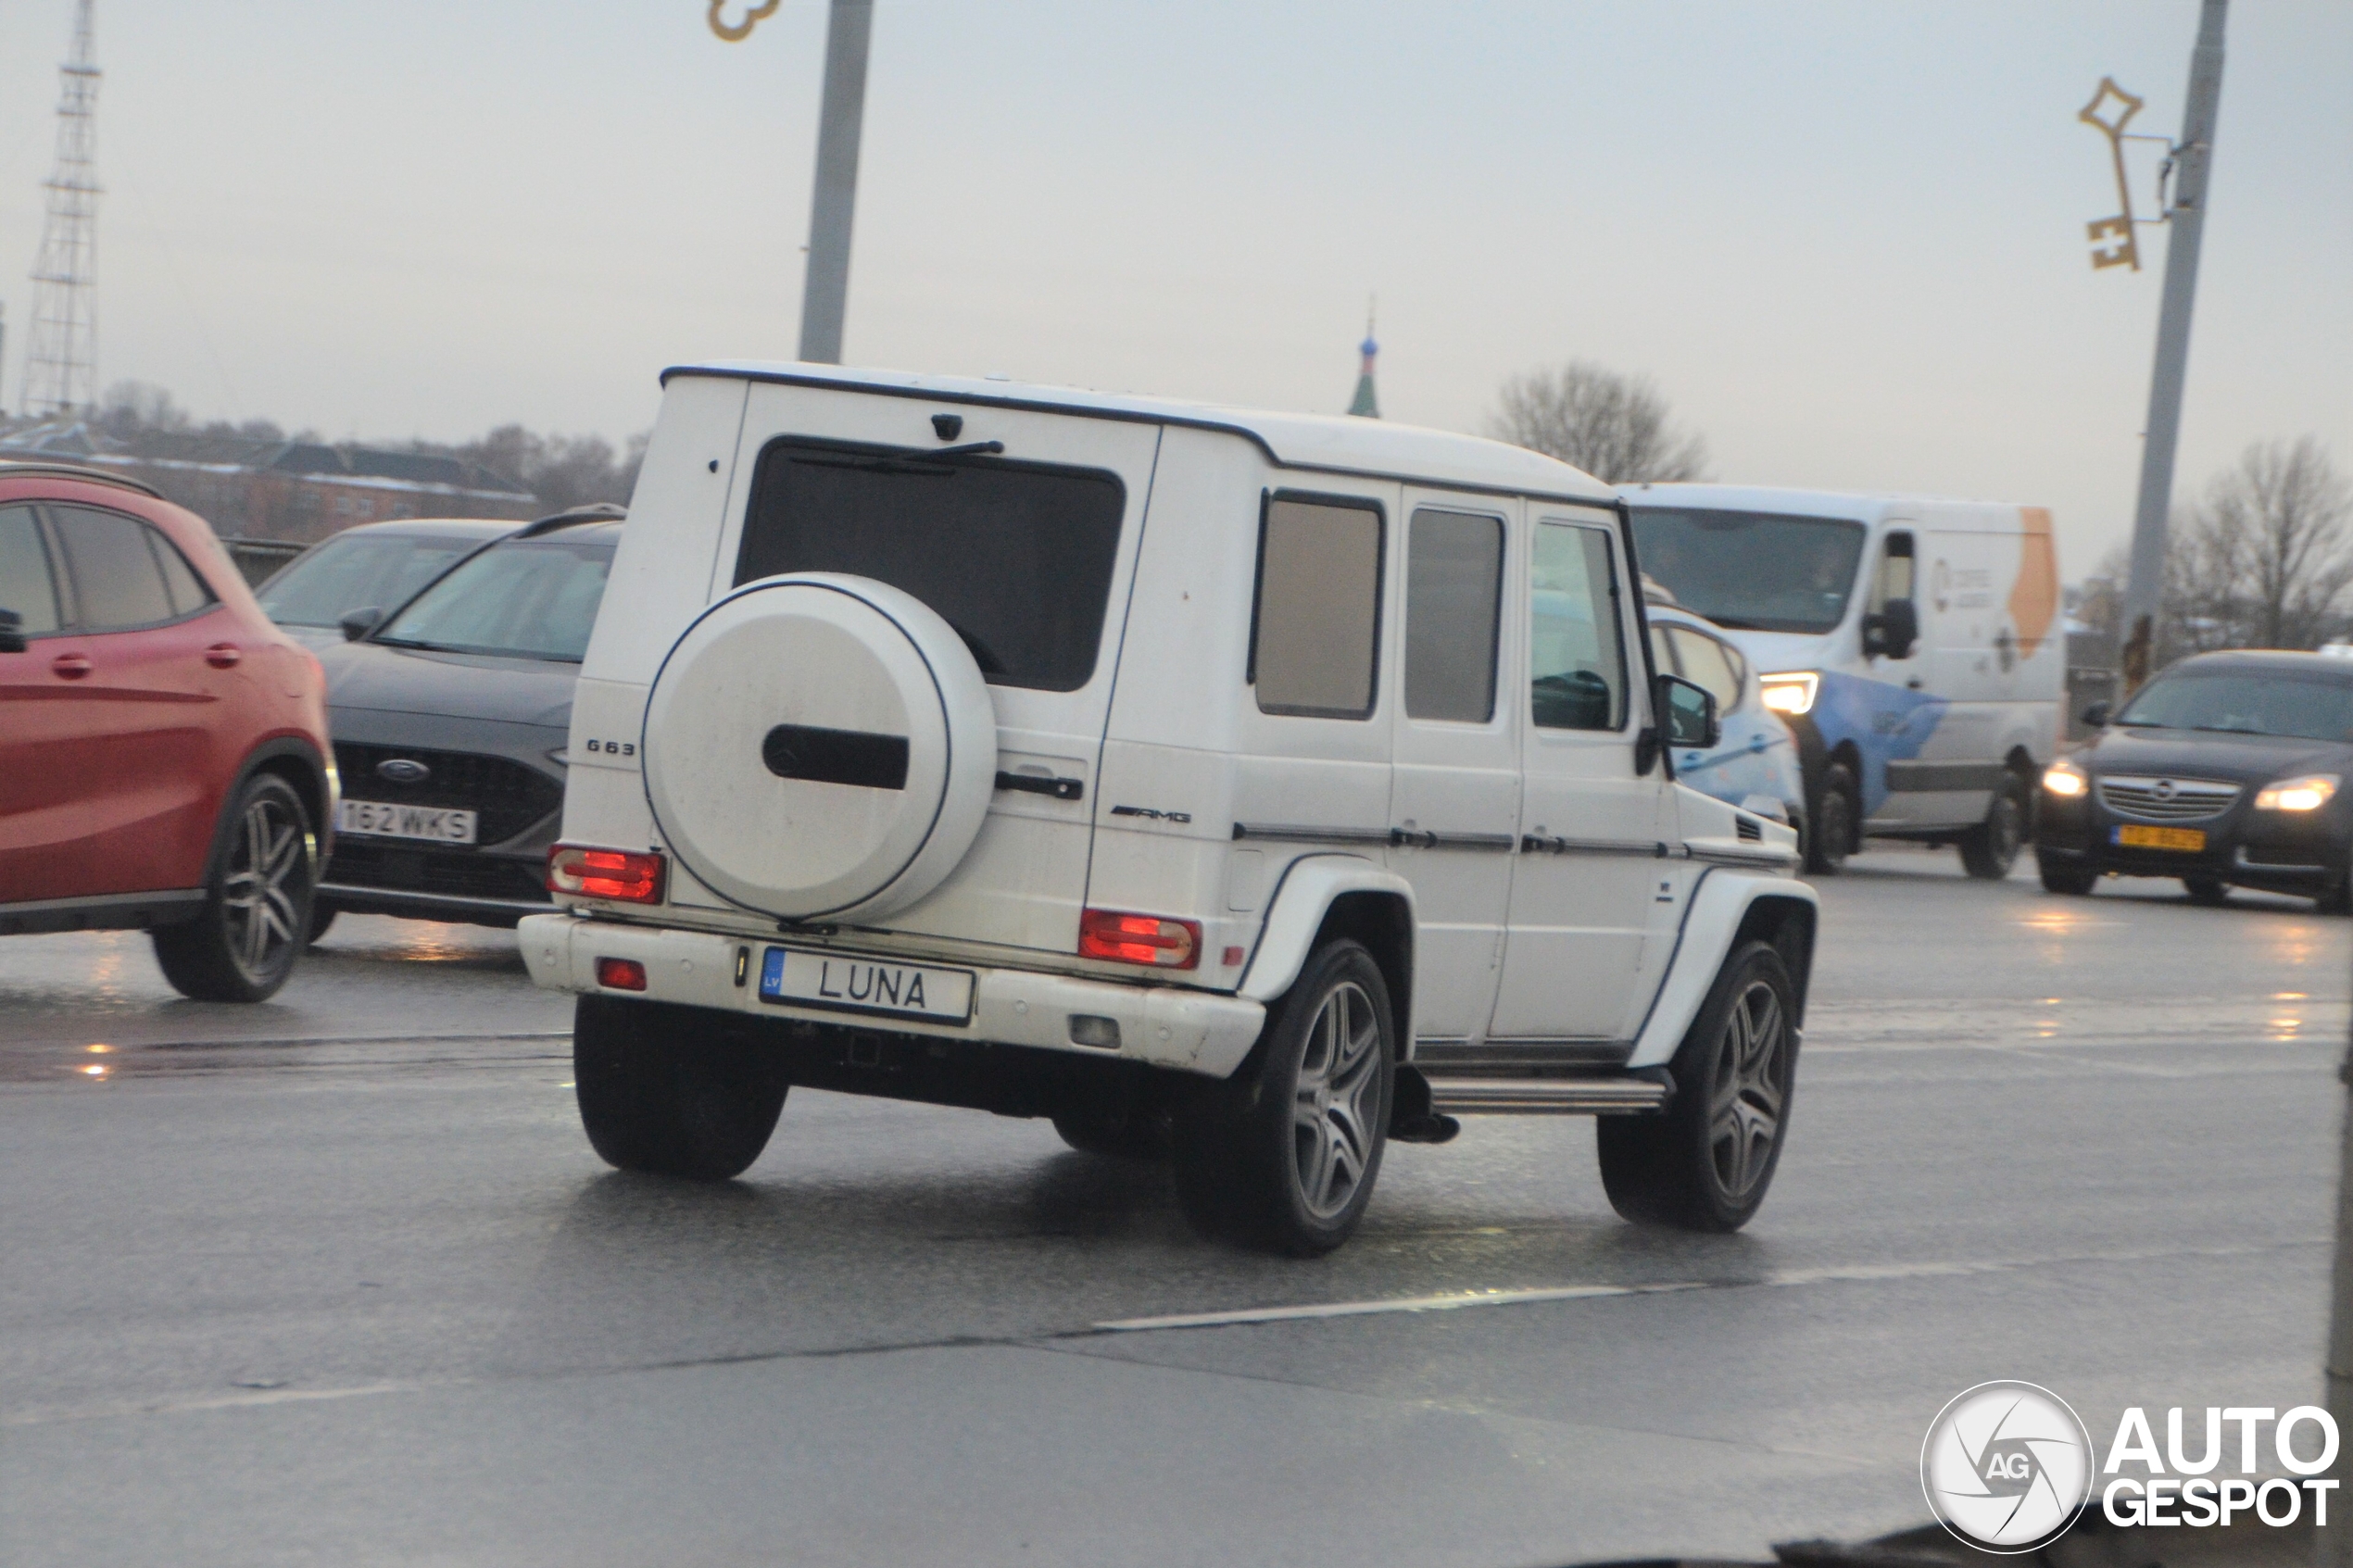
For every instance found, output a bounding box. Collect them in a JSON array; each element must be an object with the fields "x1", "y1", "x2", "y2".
[
  {"x1": 1627, "y1": 485, "x2": 2063, "y2": 878},
  {"x1": 519, "y1": 364, "x2": 1818, "y2": 1254}
]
